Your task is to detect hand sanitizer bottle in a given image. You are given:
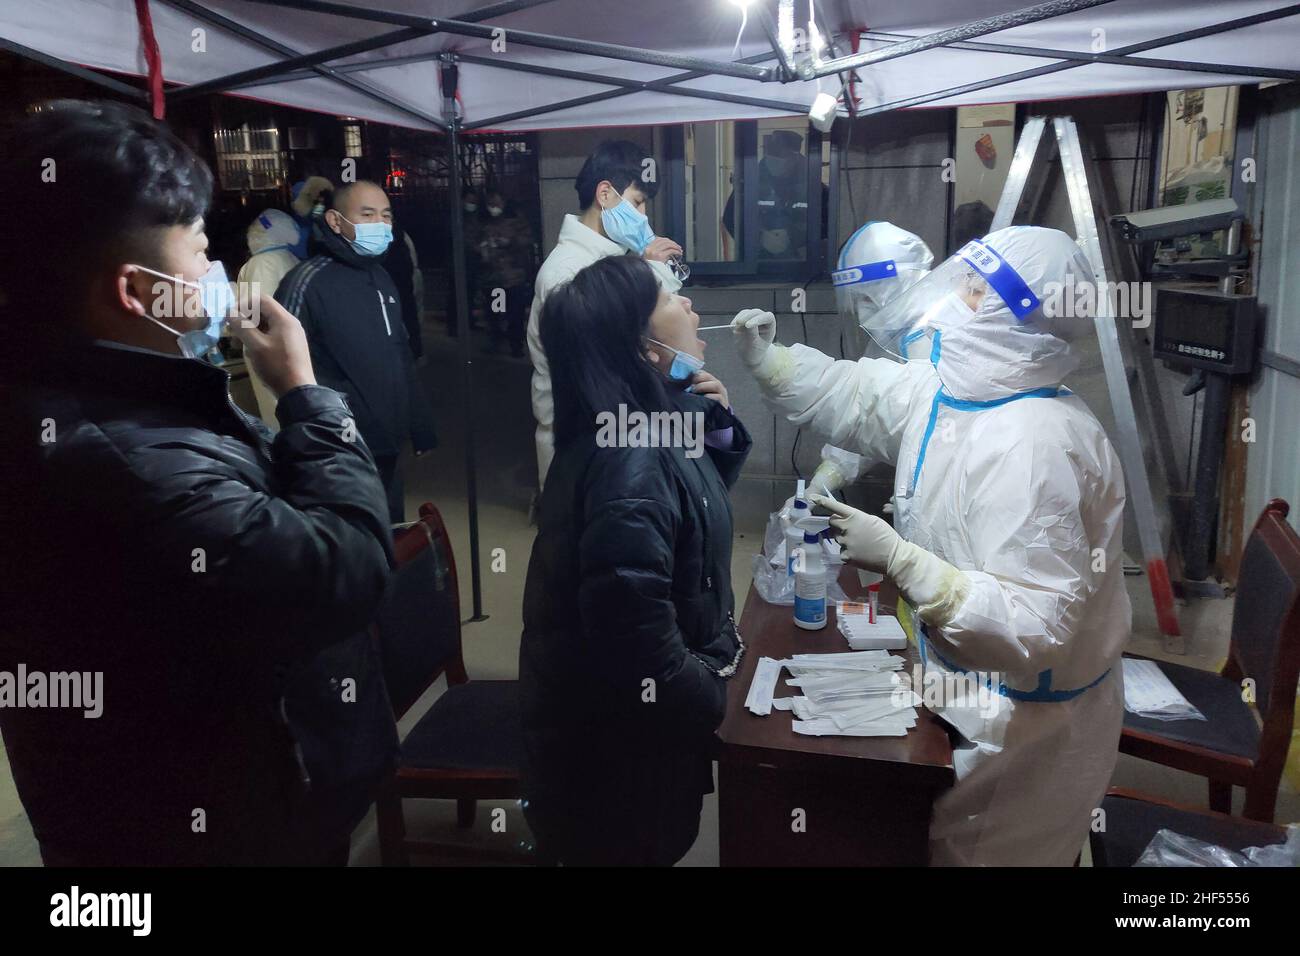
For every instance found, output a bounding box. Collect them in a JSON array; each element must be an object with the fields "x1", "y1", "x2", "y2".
[{"x1": 793, "y1": 520, "x2": 830, "y2": 631}]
